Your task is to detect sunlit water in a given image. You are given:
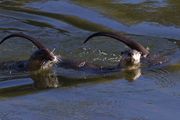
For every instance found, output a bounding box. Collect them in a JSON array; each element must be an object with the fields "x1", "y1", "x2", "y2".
[{"x1": 0, "y1": 0, "x2": 180, "y2": 120}]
